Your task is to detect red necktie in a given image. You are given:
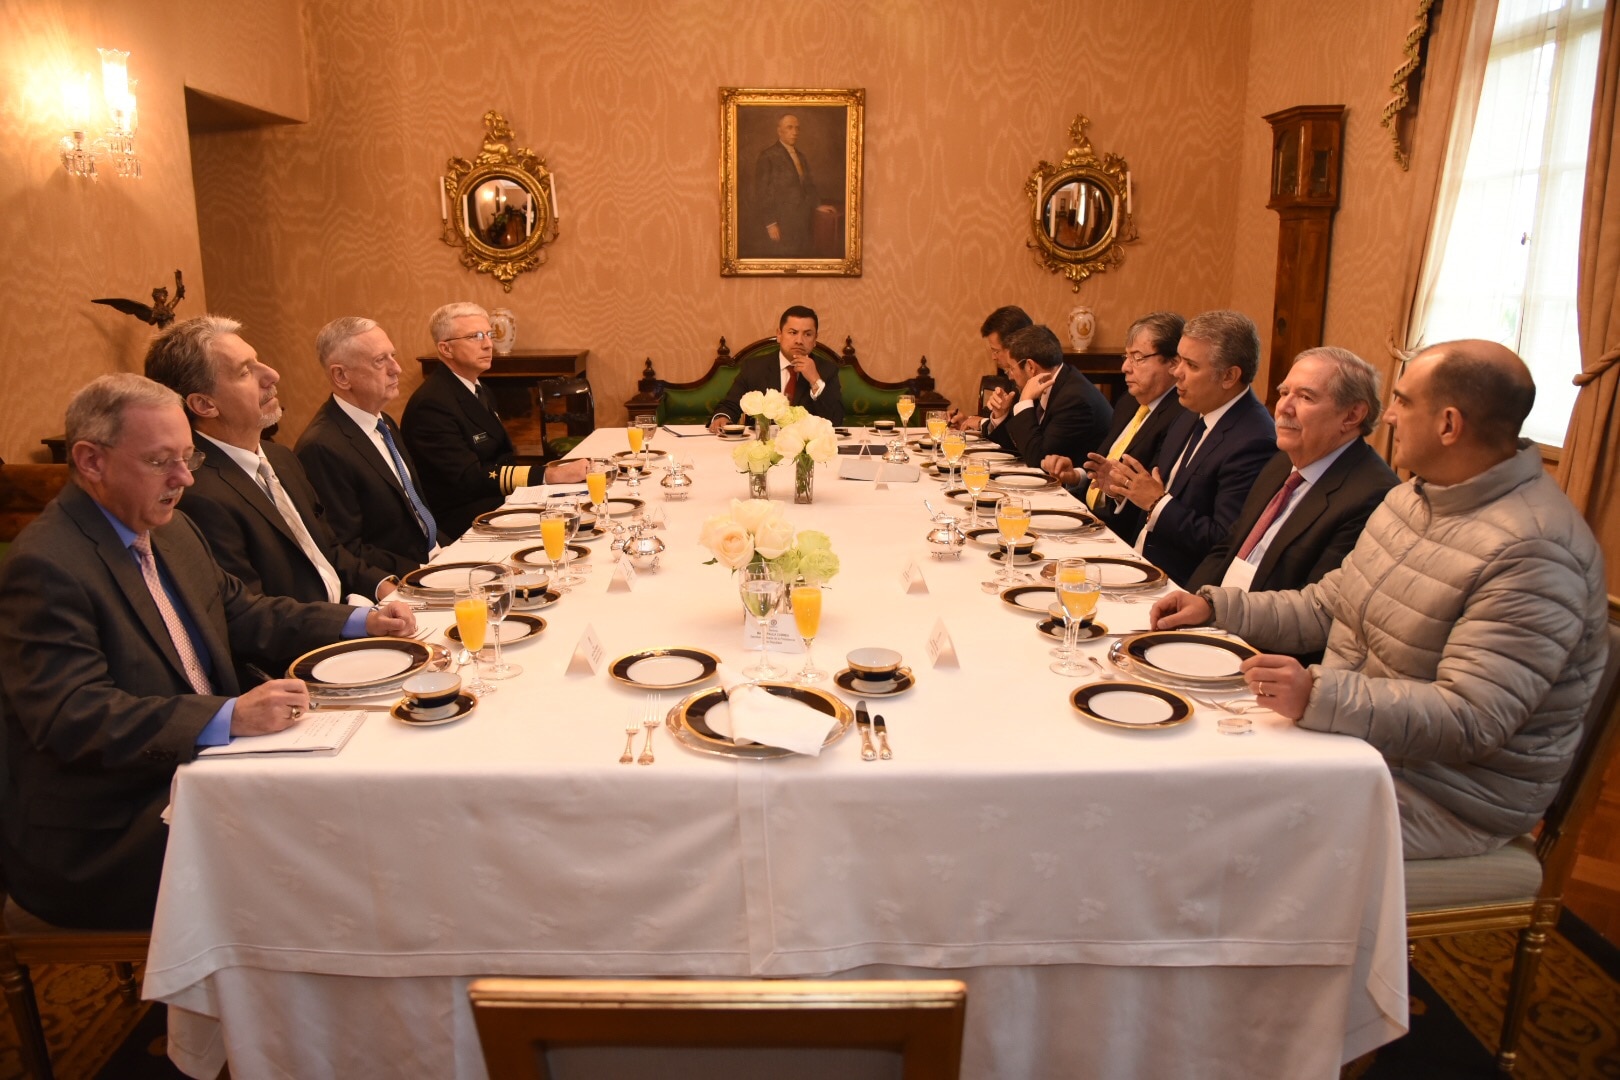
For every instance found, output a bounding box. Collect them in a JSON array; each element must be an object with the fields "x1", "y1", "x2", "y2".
[
  {"x1": 1236, "y1": 471, "x2": 1305, "y2": 560},
  {"x1": 783, "y1": 367, "x2": 800, "y2": 401}
]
